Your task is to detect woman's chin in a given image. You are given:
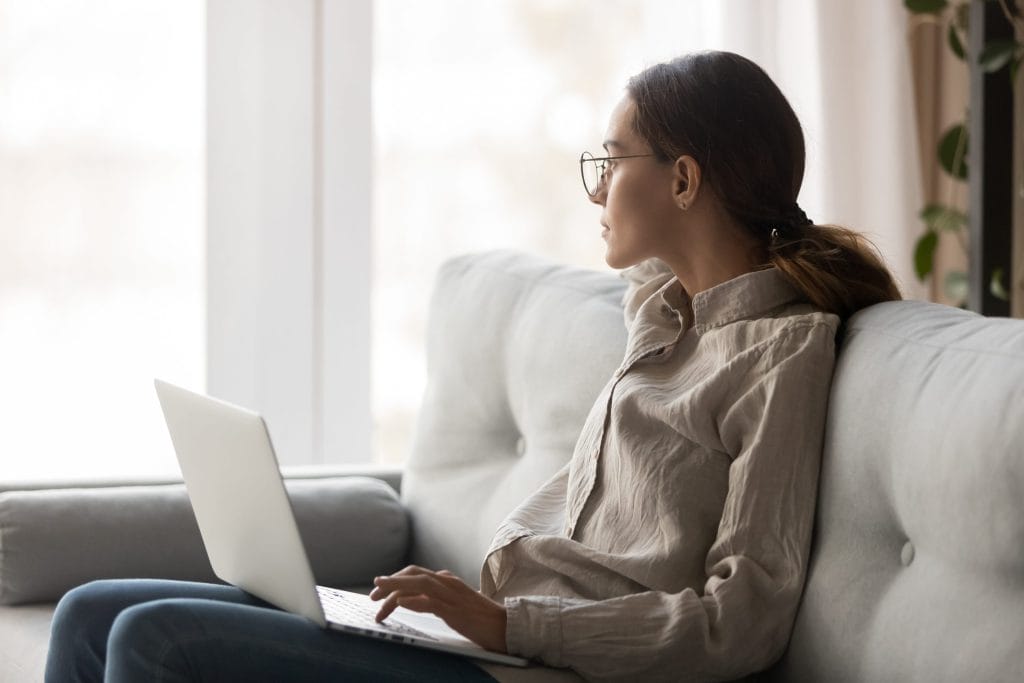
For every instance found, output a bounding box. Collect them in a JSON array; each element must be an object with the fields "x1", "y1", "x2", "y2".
[
  {"x1": 603, "y1": 249, "x2": 630, "y2": 270},
  {"x1": 603, "y1": 233, "x2": 640, "y2": 269}
]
